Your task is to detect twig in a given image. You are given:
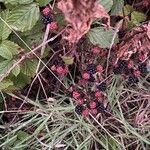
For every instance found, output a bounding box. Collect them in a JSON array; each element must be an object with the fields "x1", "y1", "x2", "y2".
[{"x1": 105, "y1": 26, "x2": 120, "y2": 77}]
